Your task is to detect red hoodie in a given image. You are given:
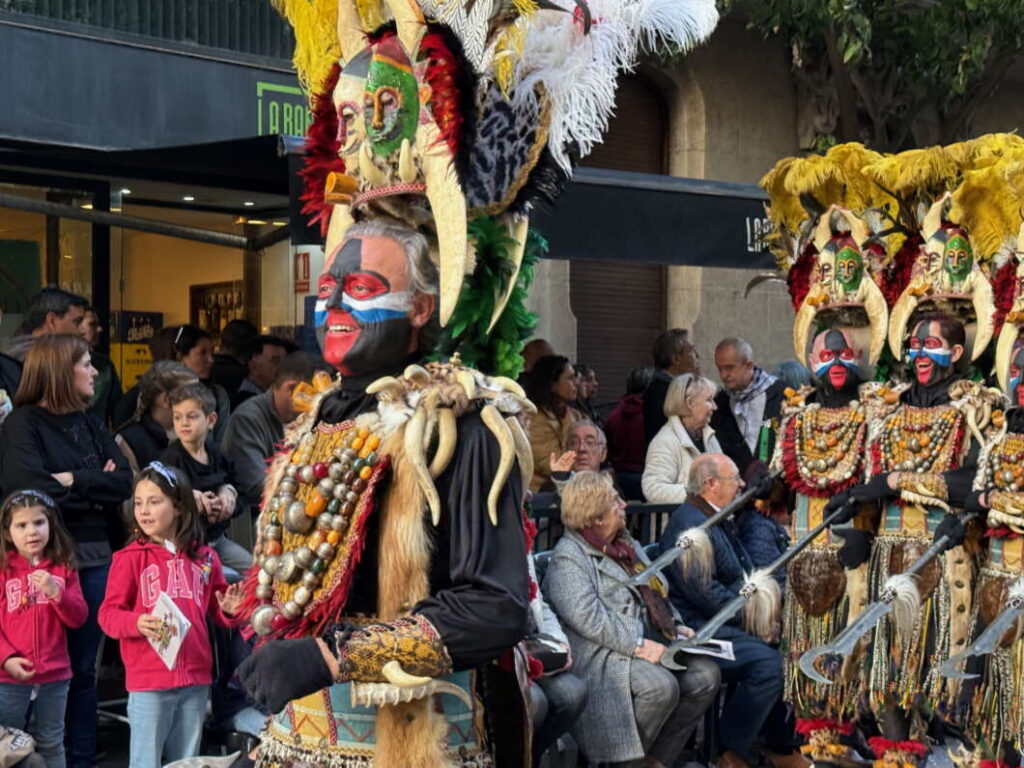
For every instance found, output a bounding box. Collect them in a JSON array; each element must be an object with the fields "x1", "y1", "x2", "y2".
[
  {"x1": 0, "y1": 554, "x2": 87, "y2": 684},
  {"x1": 604, "y1": 394, "x2": 646, "y2": 473},
  {"x1": 98, "y1": 539, "x2": 232, "y2": 692}
]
